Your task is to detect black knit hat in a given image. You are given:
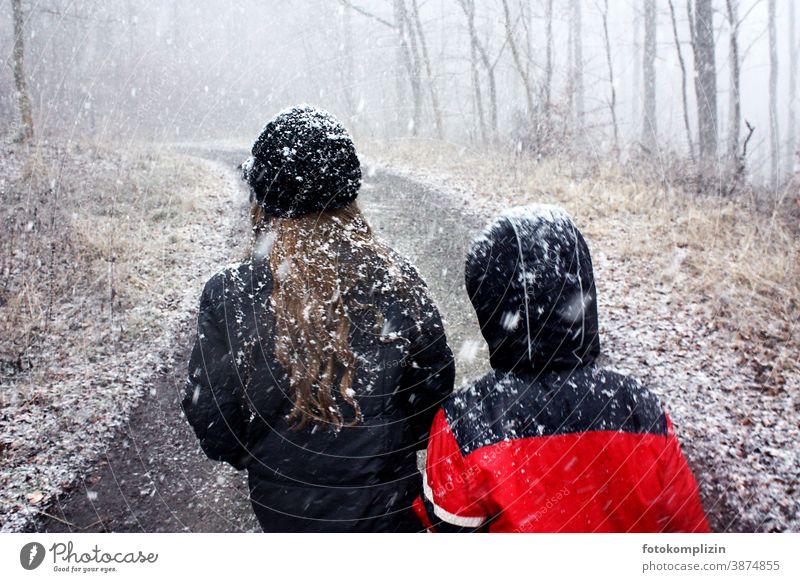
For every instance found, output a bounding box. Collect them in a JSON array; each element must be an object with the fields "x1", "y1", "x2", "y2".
[{"x1": 241, "y1": 105, "x2": 361, "y2": 218}]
